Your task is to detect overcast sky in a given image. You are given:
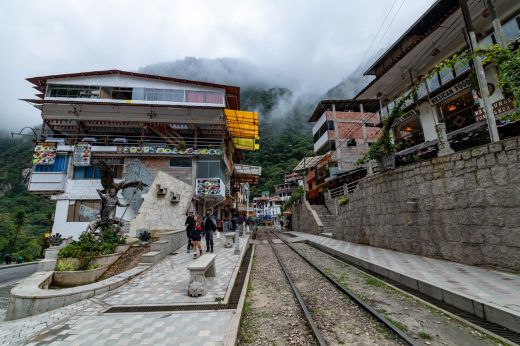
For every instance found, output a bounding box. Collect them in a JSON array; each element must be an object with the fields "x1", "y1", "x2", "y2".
[{"x1": 0, "y1": 0, "x2": 436, "y2": 131}]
